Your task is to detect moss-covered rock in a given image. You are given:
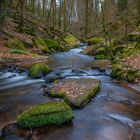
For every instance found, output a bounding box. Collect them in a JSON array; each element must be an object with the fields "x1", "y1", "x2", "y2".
[
  {"x1": 64, "y1": 33, "x2": 80, "y2": 47},
  {"x1": 9, "y1": 49, "x2": 28, "y2": 54},
  {"x1": 29, "y1": 63, "x2": 52, "y2": 78},
  {"x1": 44, "y1": 39, "x2": 65, "y2": 51},
  {"x1": 17, "y1": 101, "x2": 74, "y2": 128},
  {"x1": 86, "y1": 37, "x2": 103, "y2": 45},
  {"x1": 6, "y1": 38, "x2": 25, "y2": 50},
  {"x1": 45, "y1": 78, "x2": 100, "y2": 108},
  {"x1": 111, "y1": 63, "x2": 140, "y2": 82},
  {"x1": 83, "y1": 45, "x2": 109, "y2": 59}
]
